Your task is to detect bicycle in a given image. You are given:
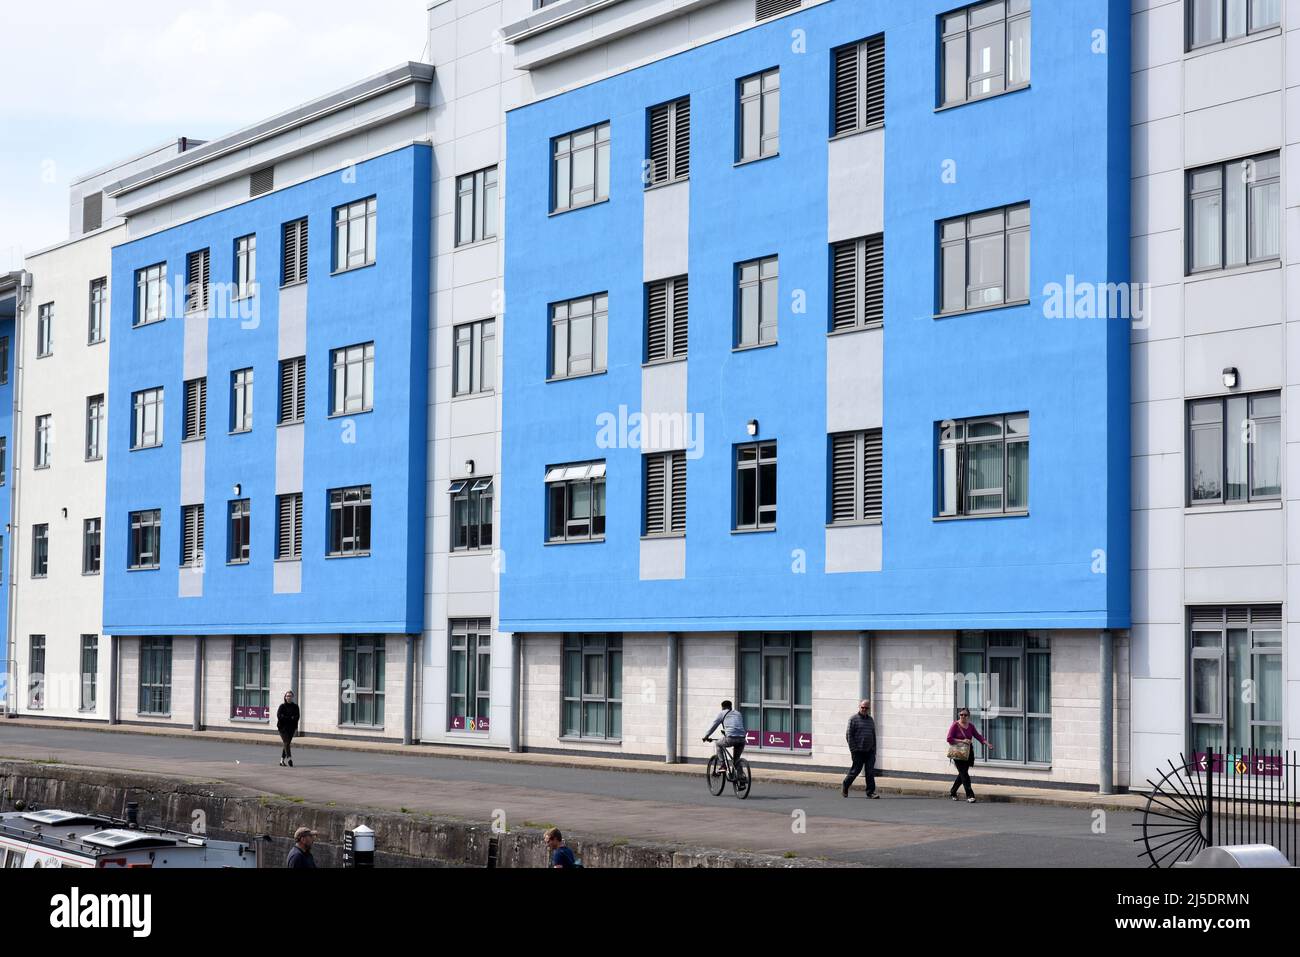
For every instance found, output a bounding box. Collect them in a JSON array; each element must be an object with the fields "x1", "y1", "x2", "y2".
[{"x1": 704, "y1": 737, "x2": 752, "y2": 799}]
